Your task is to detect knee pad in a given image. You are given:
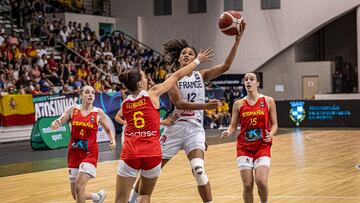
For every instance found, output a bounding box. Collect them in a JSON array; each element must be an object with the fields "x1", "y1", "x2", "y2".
[{"x1": 190, "y1": 158, "x2": 208, "y2": 186}]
